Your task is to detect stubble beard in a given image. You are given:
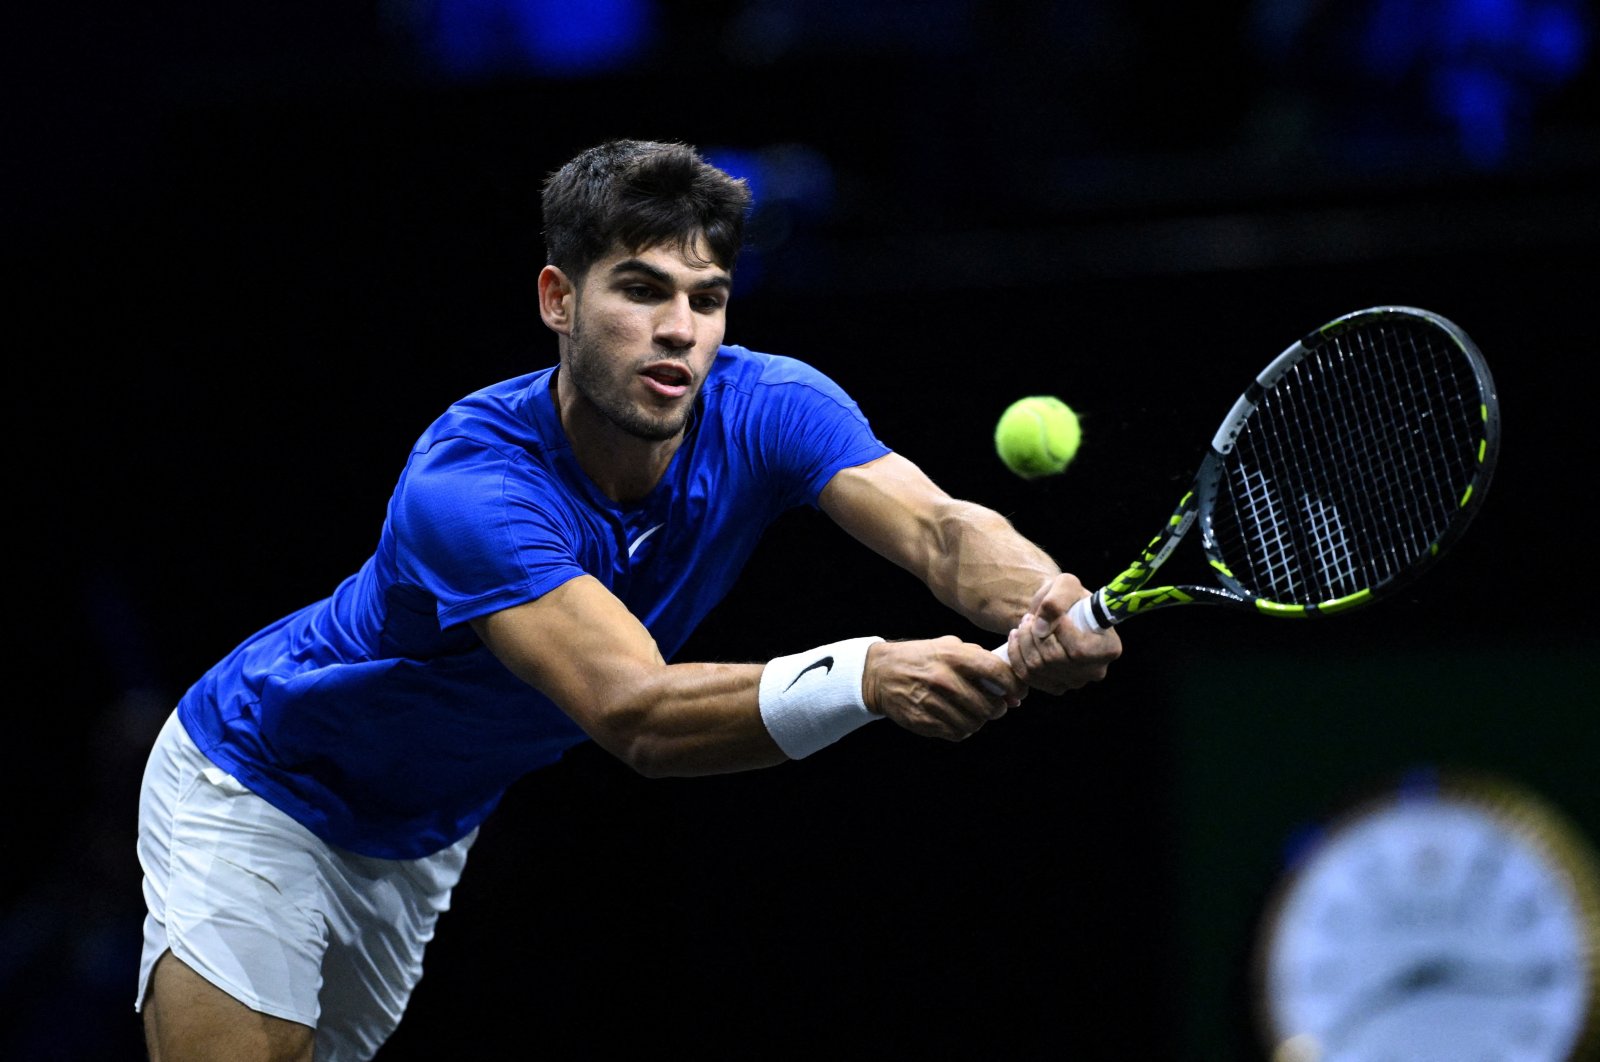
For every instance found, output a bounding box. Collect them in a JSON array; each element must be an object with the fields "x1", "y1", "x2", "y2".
[{"x1": 565, "y1": 321, "x2": 694, "y2": 443}]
